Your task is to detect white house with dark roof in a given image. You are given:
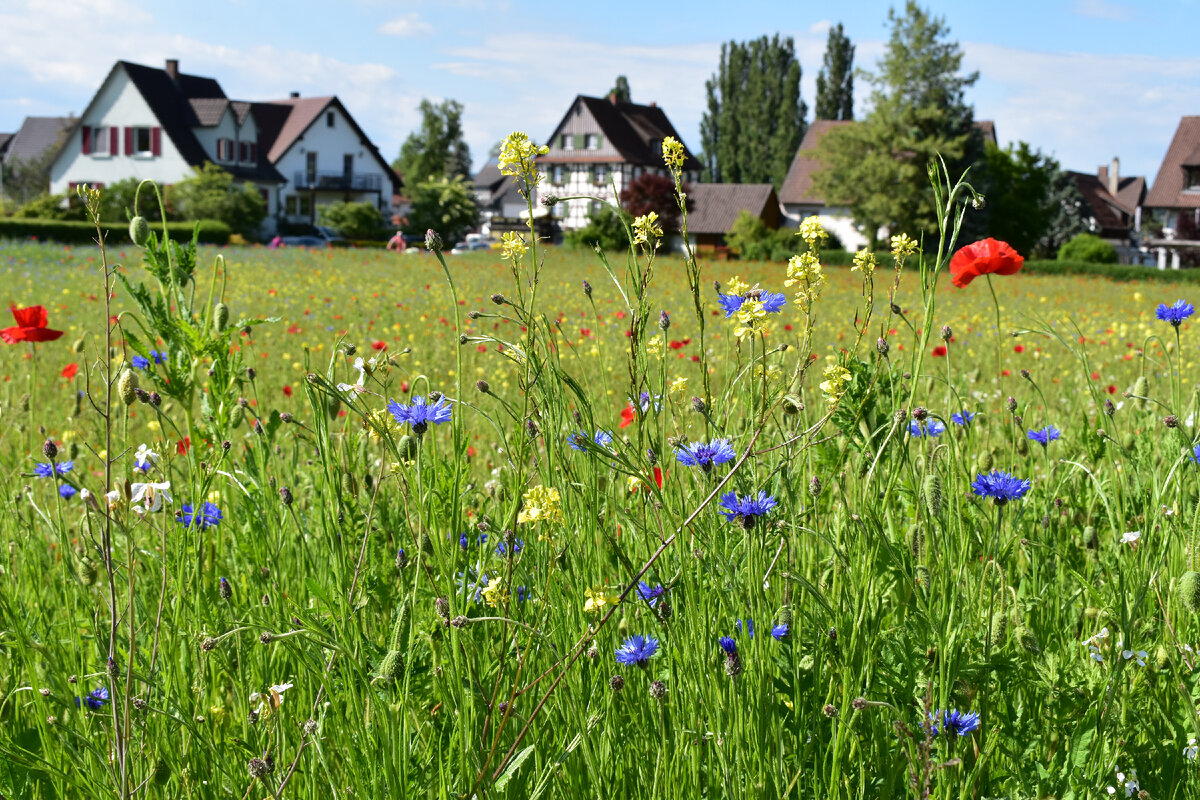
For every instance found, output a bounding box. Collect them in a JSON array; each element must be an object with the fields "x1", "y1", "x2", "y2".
[
  {"x1": 49, "y1": 59, "x2": 399, "y2": 235},
  {"x1": 1145, "y1": 116, "x2": 1200, "y2": 269},
  {"x1": 0, "y1": 116, "x2": 77, "y2": 198},
  {"x1": 536, "y1": 93, "x2": 702, "y2": 230}
]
